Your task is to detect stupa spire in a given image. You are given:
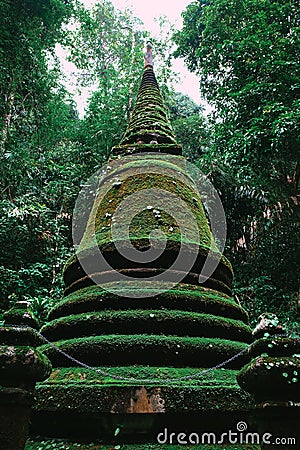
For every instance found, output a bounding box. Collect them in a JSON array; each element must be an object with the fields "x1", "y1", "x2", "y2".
[
  {"x1": 144, "y1": 41, "x2": 153, "y2": 67},
  {"x1": 113, "y1": 42, "x2": 182, "y2": 155}
]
